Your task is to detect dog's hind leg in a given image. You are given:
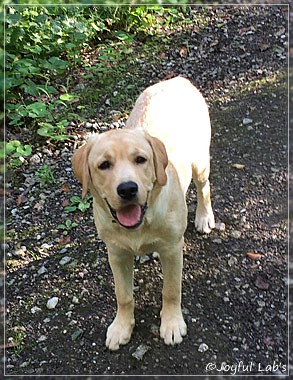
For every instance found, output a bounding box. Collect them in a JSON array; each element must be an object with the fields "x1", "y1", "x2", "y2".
[{"x1": 192, "y1": 163, "x2": 215, "y2": 234}]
